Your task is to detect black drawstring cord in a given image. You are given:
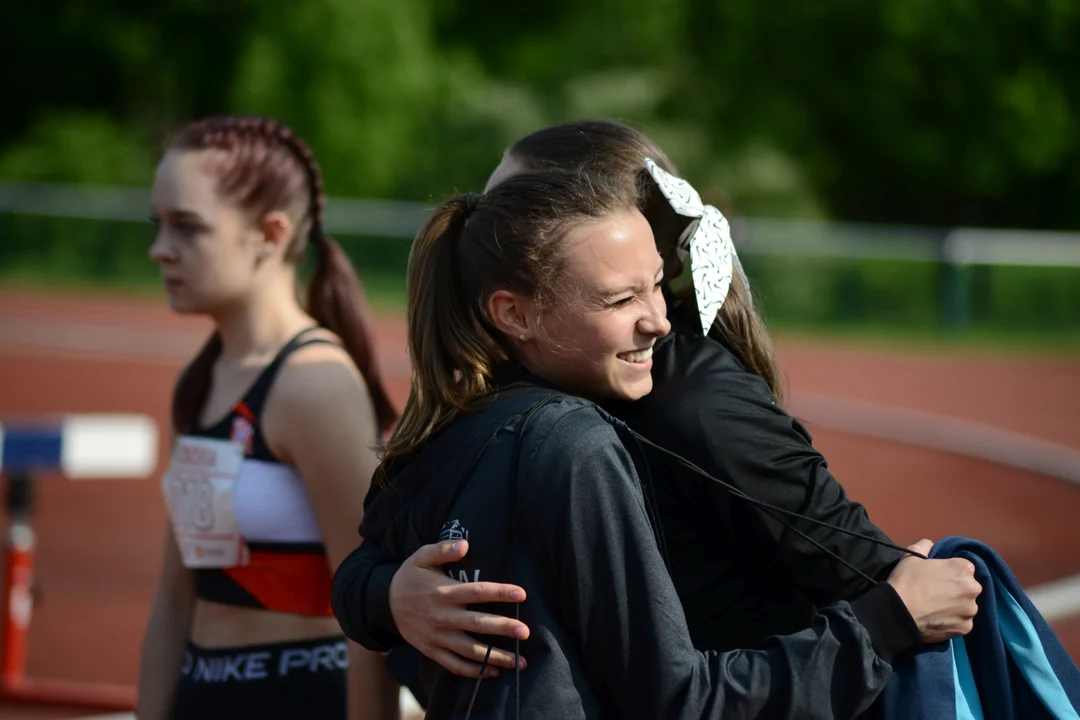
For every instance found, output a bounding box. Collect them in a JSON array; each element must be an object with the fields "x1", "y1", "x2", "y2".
[
  {"x1": 626, "y1": 431, "x2": 673, "y2": 571},
  {"x1": 514, "y1": 603, "x2": 522, "y2": 720},
  {"x1": 464, "y1": 644, "x2": 494, "y2": 719},
  {"x1": 506, "y1": 399, "x2": 554, "y2": 720},
  {"x1": 627, "y1": 428, "x2": 928, "y2": 588},
  {"x1": 465, "y1": 396, "x2": 557, "y2": 720},
  {"x1": 467, "y1": 398, "x2": 920, "y2": 719}
]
